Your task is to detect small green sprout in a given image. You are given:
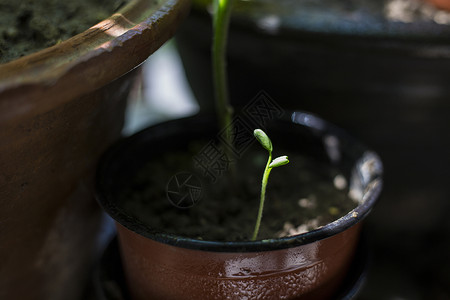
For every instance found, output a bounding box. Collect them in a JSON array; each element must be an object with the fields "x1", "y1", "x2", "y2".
[{"x1": 252, "y1": 129, "x2": 289, "y2": 241}]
